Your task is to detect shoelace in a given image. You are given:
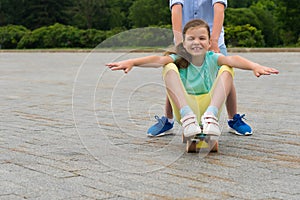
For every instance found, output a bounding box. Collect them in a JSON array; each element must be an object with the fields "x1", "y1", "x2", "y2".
[
  {"x1": 154, "y1": 115, "x2": 164, "y2": 125},
  {"x1": 234, "y1": 114, "x2": 247, "y2": 126}
]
